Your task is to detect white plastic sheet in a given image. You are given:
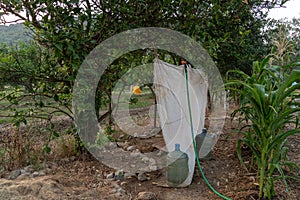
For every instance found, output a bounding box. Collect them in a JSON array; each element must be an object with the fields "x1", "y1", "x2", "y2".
[{"x1": 153, "y1": 58, "x2": 208, "y2": 187}]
